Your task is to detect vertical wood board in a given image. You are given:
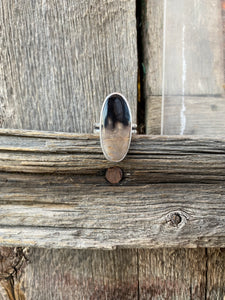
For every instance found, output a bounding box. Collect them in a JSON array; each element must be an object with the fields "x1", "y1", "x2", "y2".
[
  {"x1": 142, "y1": 0, "x2": 164, "y2": 97},
  {"x1": 23, "y1": 249, "x2": 138, "y2": 300},
  {"x1": 145, "y1": 0, "x2": 225, "y2": 136},
  {"x1": 146, "y1": 95, "x2": 225, "y2": 135},
  {"x1": 0, "y1": 0, "x2": 138, "y2": 299},
  {"x1": 143, "y1": 0, "x2": 225, "y2": 298},
  {"x1": 163, "y1": 0, "x2": 224, "y2": 96},
  {"x1": 139, "y1": 249, "x2": 206, "y2": 299},
  {"x1": 206, "y1": 248, "x2": 225, "y2": 299},
  {"x1": 0, "y1": 0, "x2": 137, "y2": 133}
]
